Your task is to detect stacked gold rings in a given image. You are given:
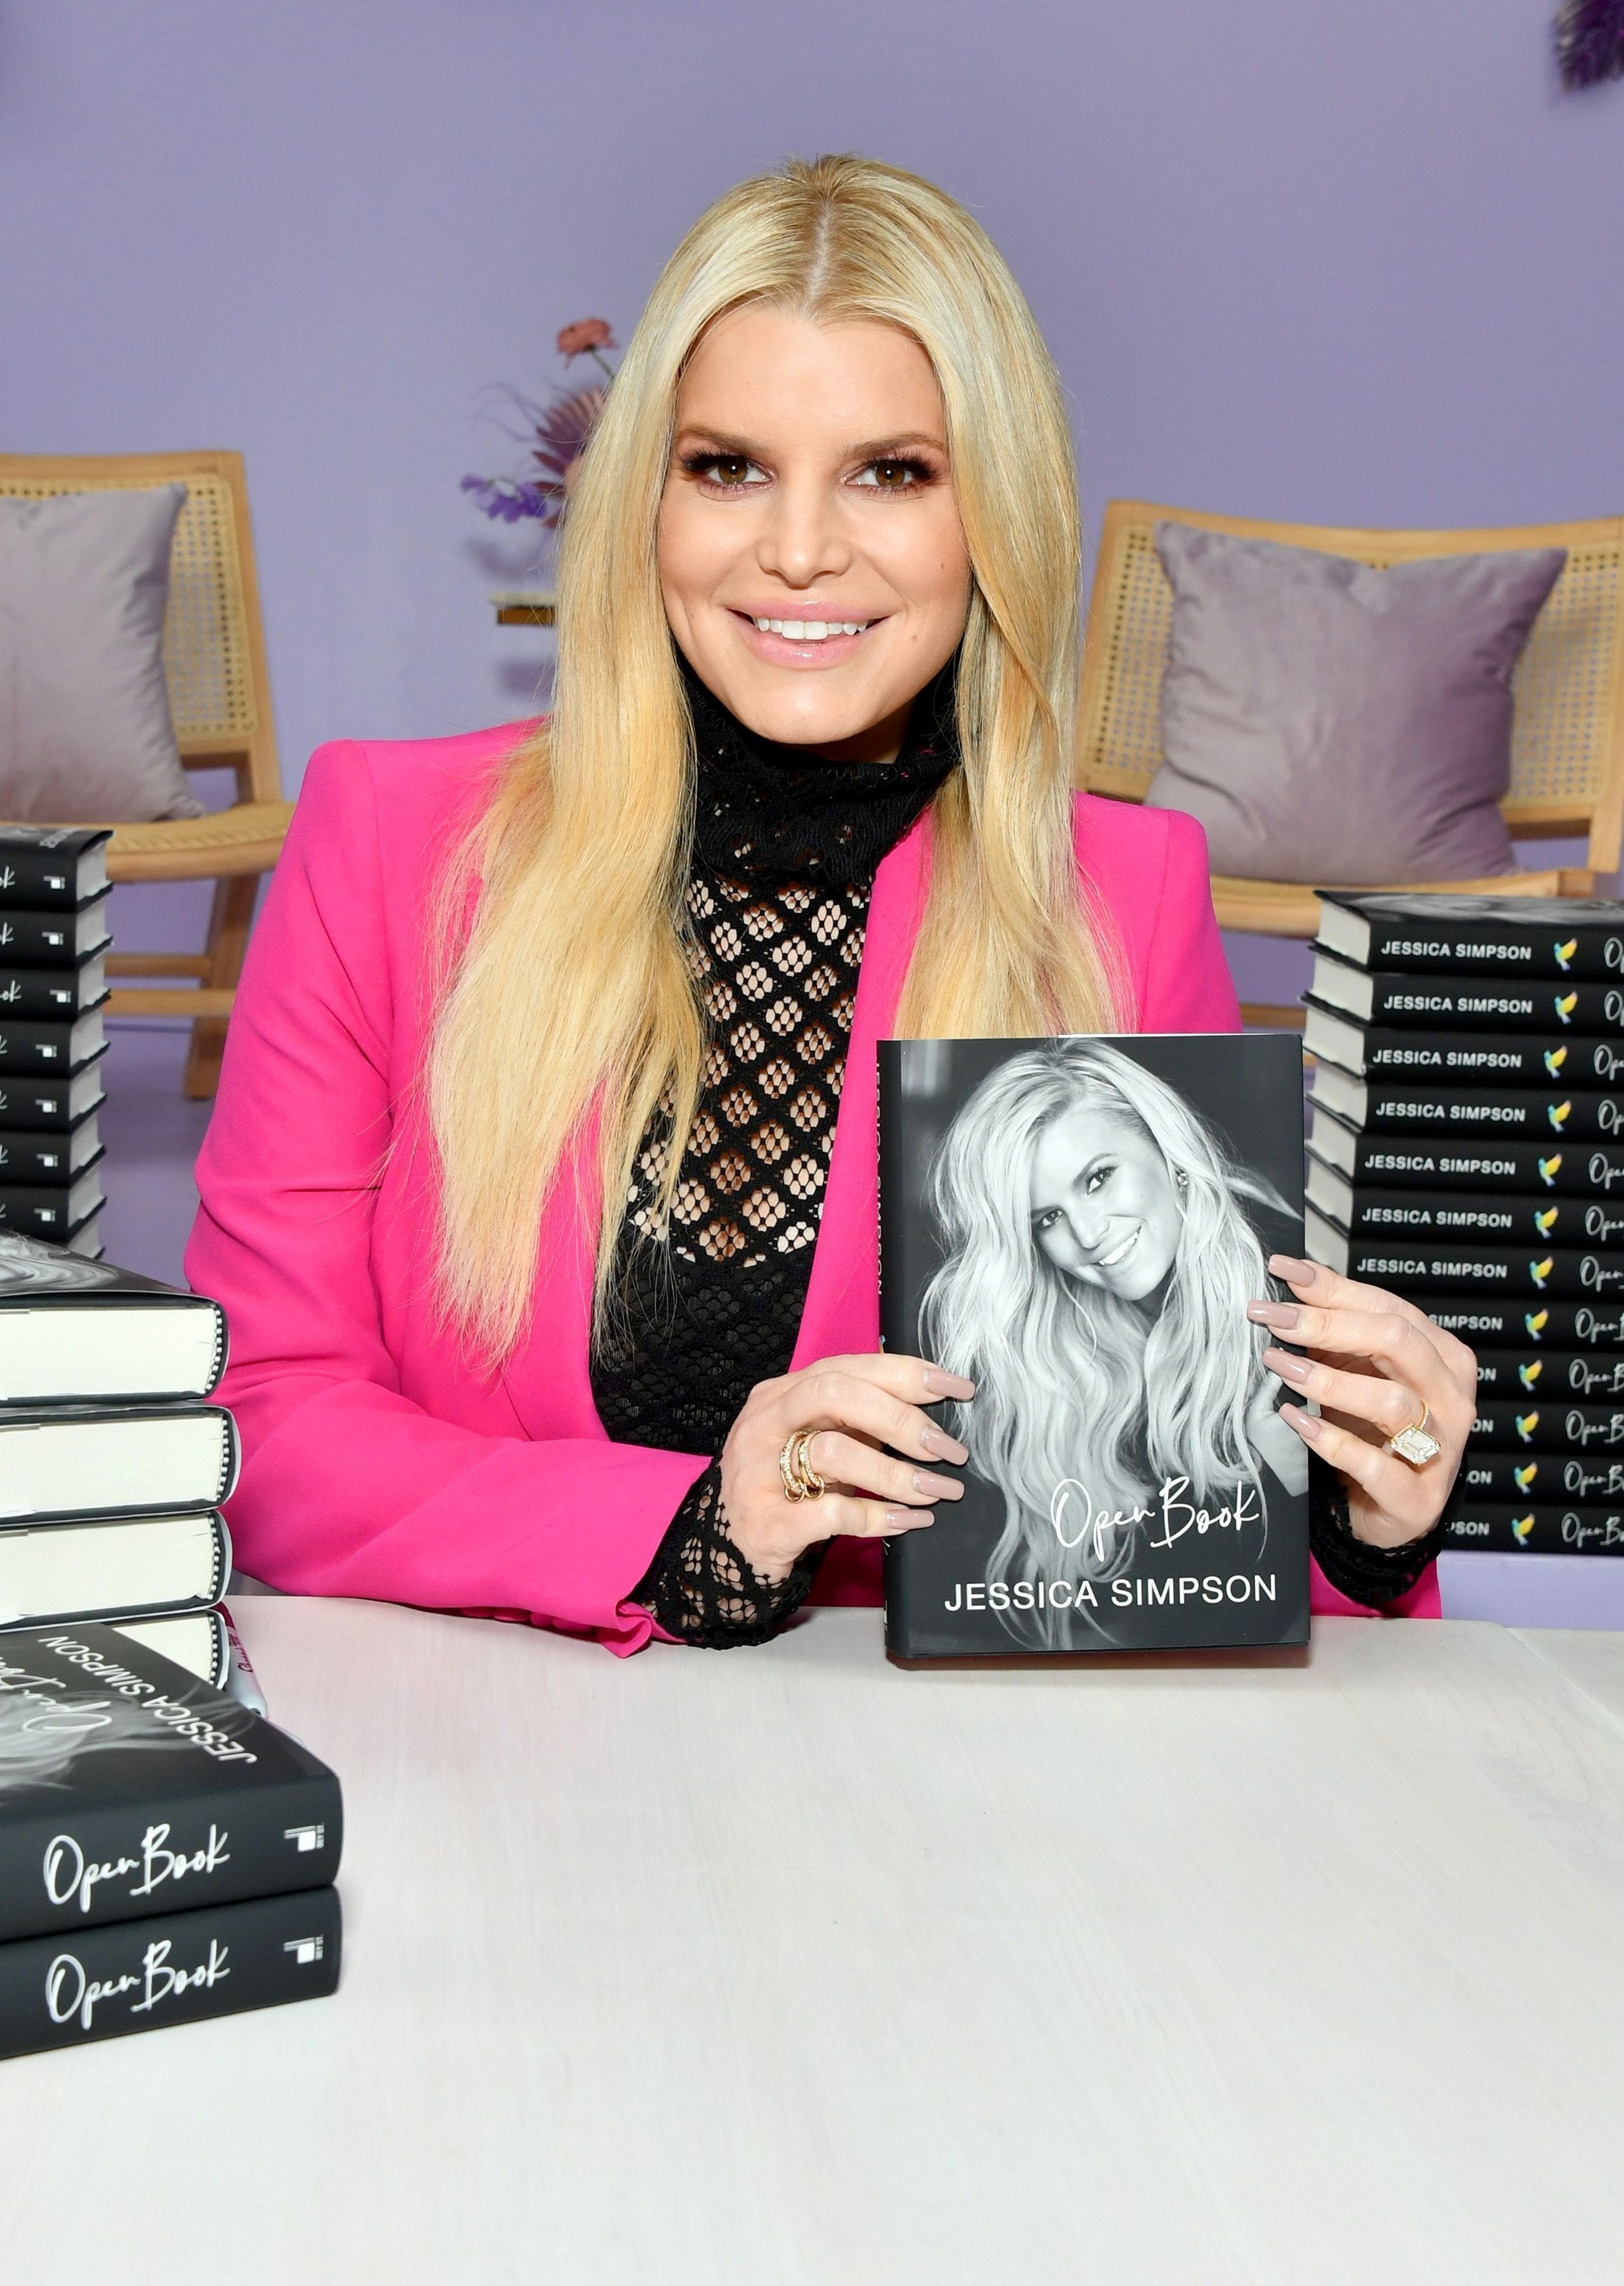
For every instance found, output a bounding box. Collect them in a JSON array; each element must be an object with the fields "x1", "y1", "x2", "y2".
[{"x1": 779, "y1": 1428, "x2": 827, "y2": 1502}]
